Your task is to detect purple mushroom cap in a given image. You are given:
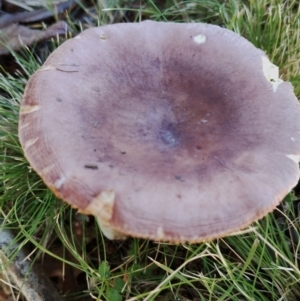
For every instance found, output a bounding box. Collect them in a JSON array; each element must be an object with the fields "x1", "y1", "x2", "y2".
[{"x1": 19, "y1": 21, "x2": 300, "y2": 242}]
